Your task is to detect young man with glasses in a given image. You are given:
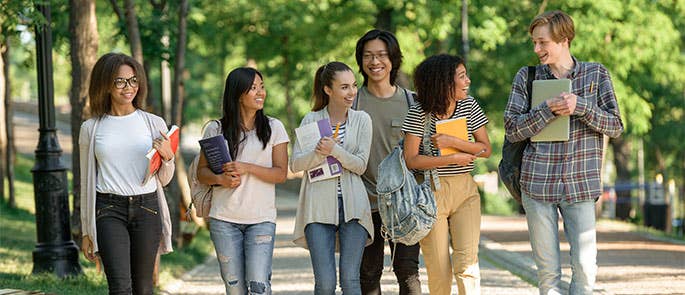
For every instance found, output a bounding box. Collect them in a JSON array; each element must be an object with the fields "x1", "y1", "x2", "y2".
[{"x1": 354, "y1": 29, "x2": 422, "y2": 295}]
